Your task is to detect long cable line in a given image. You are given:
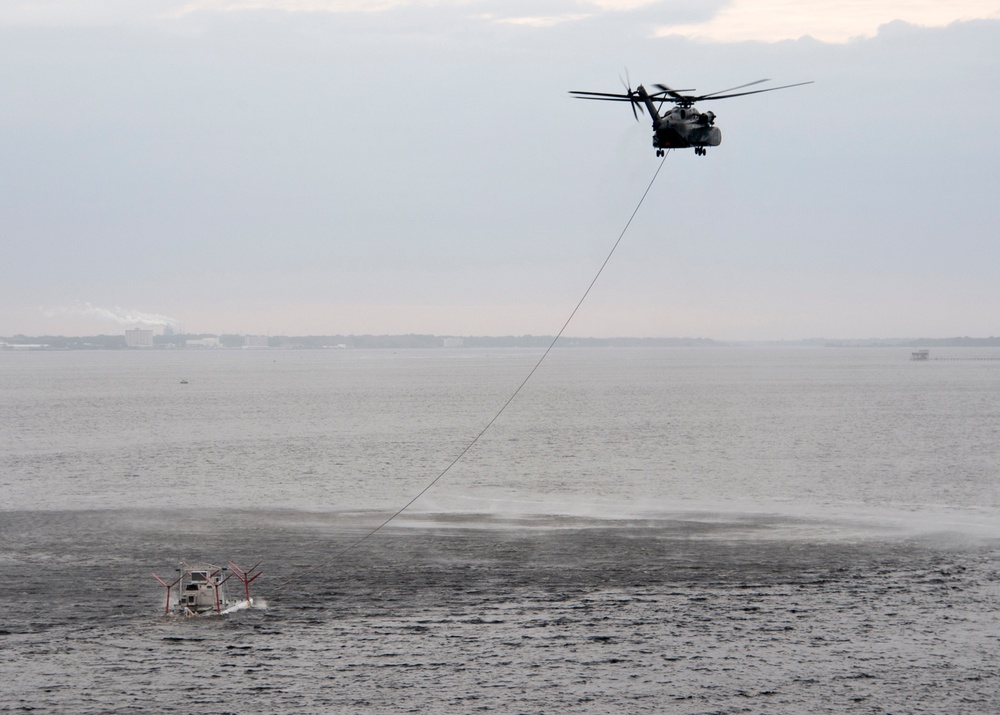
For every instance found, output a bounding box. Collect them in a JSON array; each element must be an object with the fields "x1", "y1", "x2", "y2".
[{"x1": 300, "y1": 151, "x2": 670, "y2": 575}]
